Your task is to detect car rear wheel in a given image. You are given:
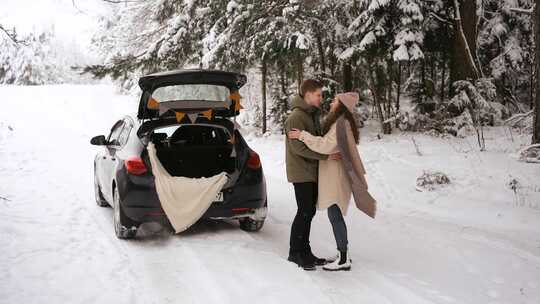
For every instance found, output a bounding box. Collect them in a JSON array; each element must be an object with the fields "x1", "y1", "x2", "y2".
[
  {"x1": 113, "y1": 186, "x2": 138, "y2": 239},
  {"x1": 239, "y1": 199, "x2": 267, "y2": 232},
  {"x1": 94, "y1": 171, "x2": 109, "y2": 207},
  {"x1": 239, "y1": 217, "x2": 265, "y2": 232}
]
